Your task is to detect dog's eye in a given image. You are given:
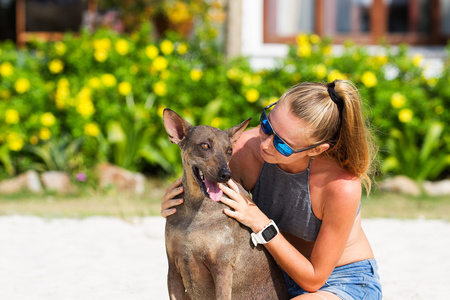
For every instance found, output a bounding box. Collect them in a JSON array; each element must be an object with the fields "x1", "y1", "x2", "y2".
[{"x1": 201, "y1": 143, "x2": 210, "y2": 150}]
